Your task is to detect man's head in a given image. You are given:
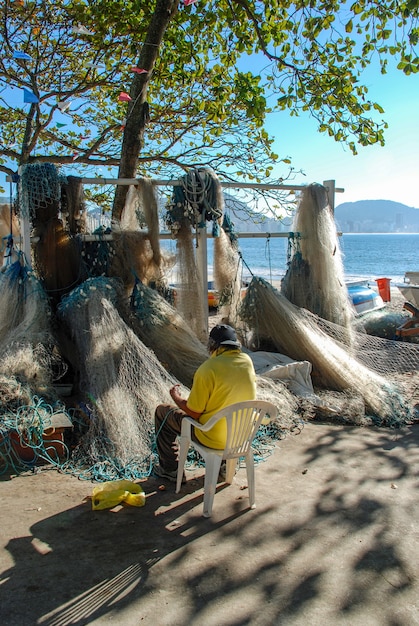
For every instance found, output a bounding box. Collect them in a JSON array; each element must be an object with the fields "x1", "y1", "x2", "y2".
[{"x1": 208, "y1": 324, "x2": 241, "y2": 353}]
